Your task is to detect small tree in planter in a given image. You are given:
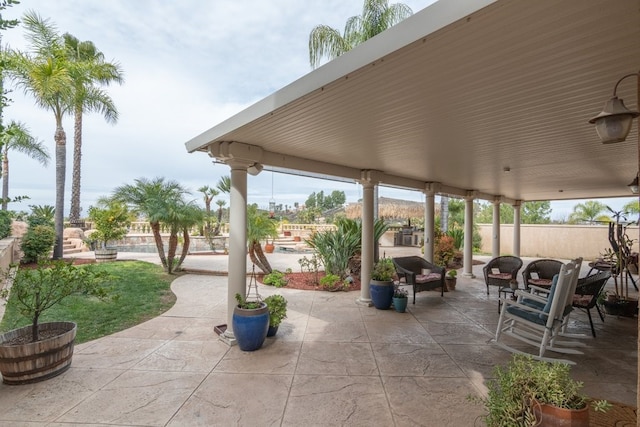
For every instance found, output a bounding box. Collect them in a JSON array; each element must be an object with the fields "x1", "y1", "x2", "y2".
[{"x1": 0, "y1": 261, "x2": 112, "y2": 384}]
